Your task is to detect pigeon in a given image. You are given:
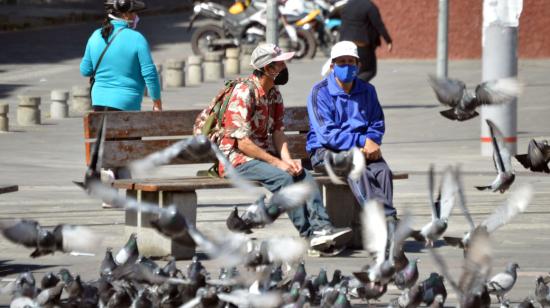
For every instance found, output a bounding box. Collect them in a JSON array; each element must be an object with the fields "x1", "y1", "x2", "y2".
[
  {"x1": 74, "y1": 114, "x2": 106, "y2": 191},
  {"x1": 114, "y1": 233, "x2": 139, "y2": 265},
  {"x1": 394, "y1": 258, "x2": 420, "y2": 290},
  {"x1": 515, "y1": 139, "x2": 550, "y2": 173},
  {"x1": 487, "y1": 263, "x2": 520, "y2": 303},
  {"x1": 428, "y1": 75, "x2": 521, "y2": 121},
  {"x1": 323, "y1": 147, "x2": 365, "y2": 185},
  {"x1": 331, "y1": 286, "x2": 352, "y2": 308},
  {"x1": 0, "y1": 219, "x2": 103, "y2": 258},
  {"x1": 149, "y1": 205, "x2": 197, "y2": 247},
  {"x1": 35, "y1": 281, "x2": 64, "y2": 306},
  {"x1": 444, "y1": 184, "x2": 533, "y2": 252},
  {"x1": 390, "y1": 282, "x2": 424, "y2": 308},
  {"x1": 535, "y1": 276, "x2": 550, "y2": 307},
  {"x1": 430, "y1": 226, "x2": 492, "y2": 308},
  {"x1": 421, "y1": 273, "x2": 447, "y2": 306},
  {"x1": 226, "y1": 182, "x2": 315, "y2": 233},
  {"x1": 216, "y1": 289, "x2": 282, "y2": 307},
  {"x1": 40, "y1": 272, "x2": 60, "y2": 289},
  {"x1": 475, "y1": 119, "x2": 515, "y2": 193},
  {"x1": 410, "y1": 165, "x2": 456, "y2": 247},
  {"x1": 100, "y1": 247, "x2": 117, "y2": 277},
  {"x1": 517, "y1": 298, "x2": 537, "y2": 308},
  {"x1": 354, "y1": 201, "x2": 412, "y2": 287}
]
